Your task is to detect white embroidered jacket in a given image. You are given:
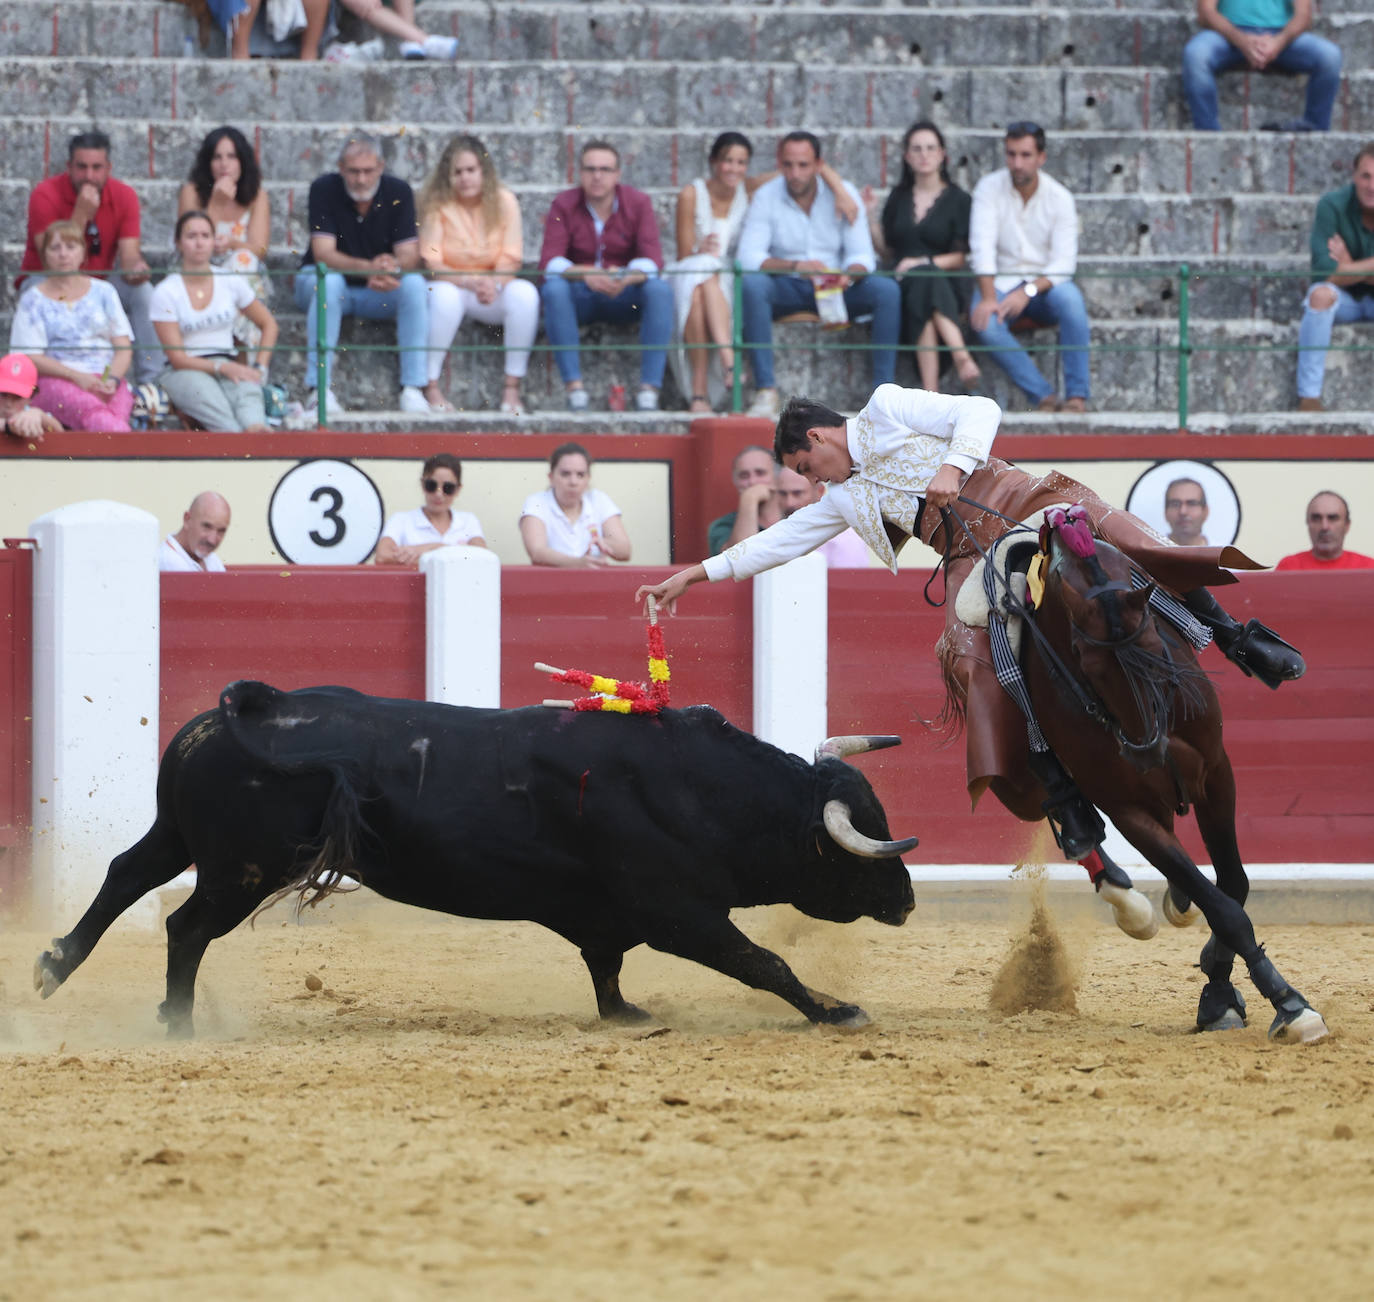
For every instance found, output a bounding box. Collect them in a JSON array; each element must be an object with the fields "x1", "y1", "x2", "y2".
[{"x1": 702, "y1": 385, "x2": 1001, "y2": 580}]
